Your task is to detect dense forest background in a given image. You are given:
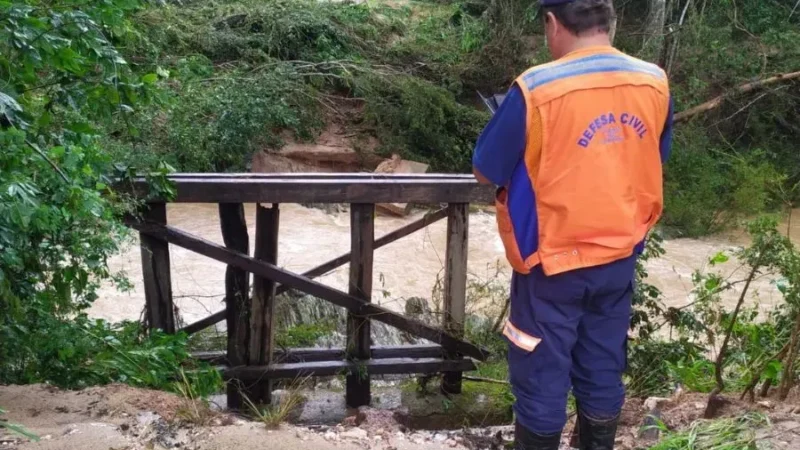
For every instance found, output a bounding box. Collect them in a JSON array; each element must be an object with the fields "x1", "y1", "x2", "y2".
[{"x1": 3, "y1": 0, "x2": 800, "y2": 445}]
